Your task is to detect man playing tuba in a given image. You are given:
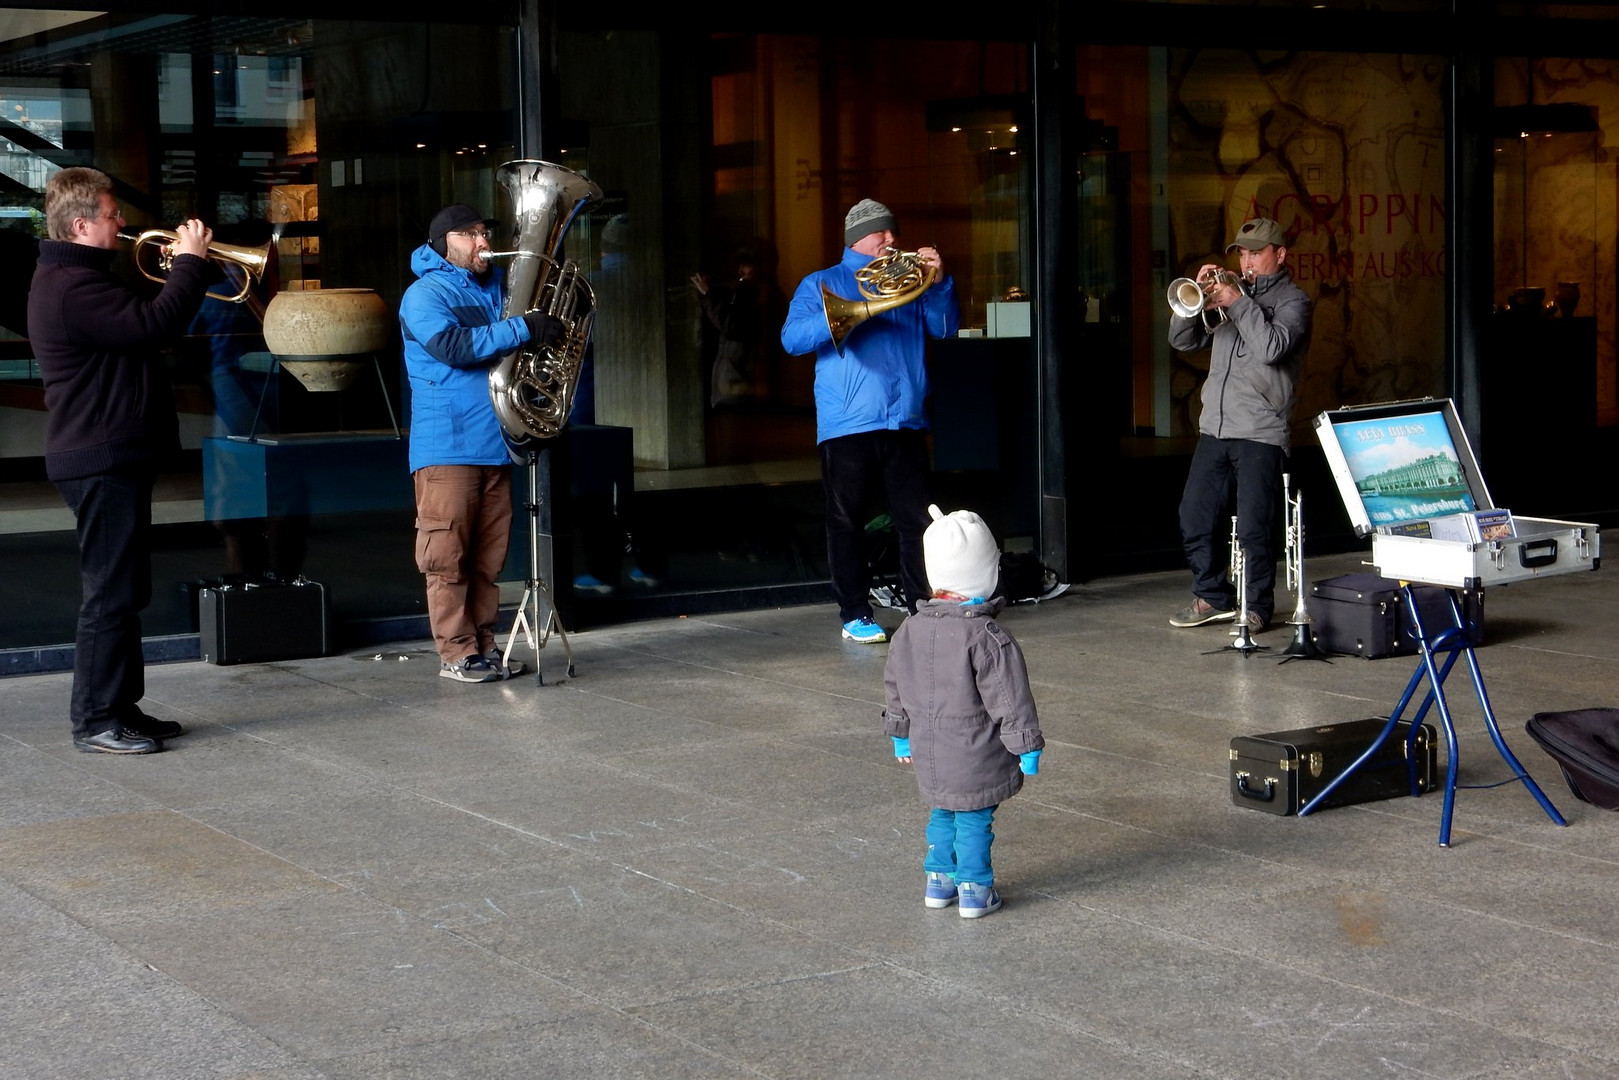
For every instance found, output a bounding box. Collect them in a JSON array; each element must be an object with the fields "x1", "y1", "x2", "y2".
[
  {"x1": 781, "y1": 198, "x2": 959, "y2": 644},
  {"x1": 400, "y1": 203, "x2": 564, "y2": 683}
]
